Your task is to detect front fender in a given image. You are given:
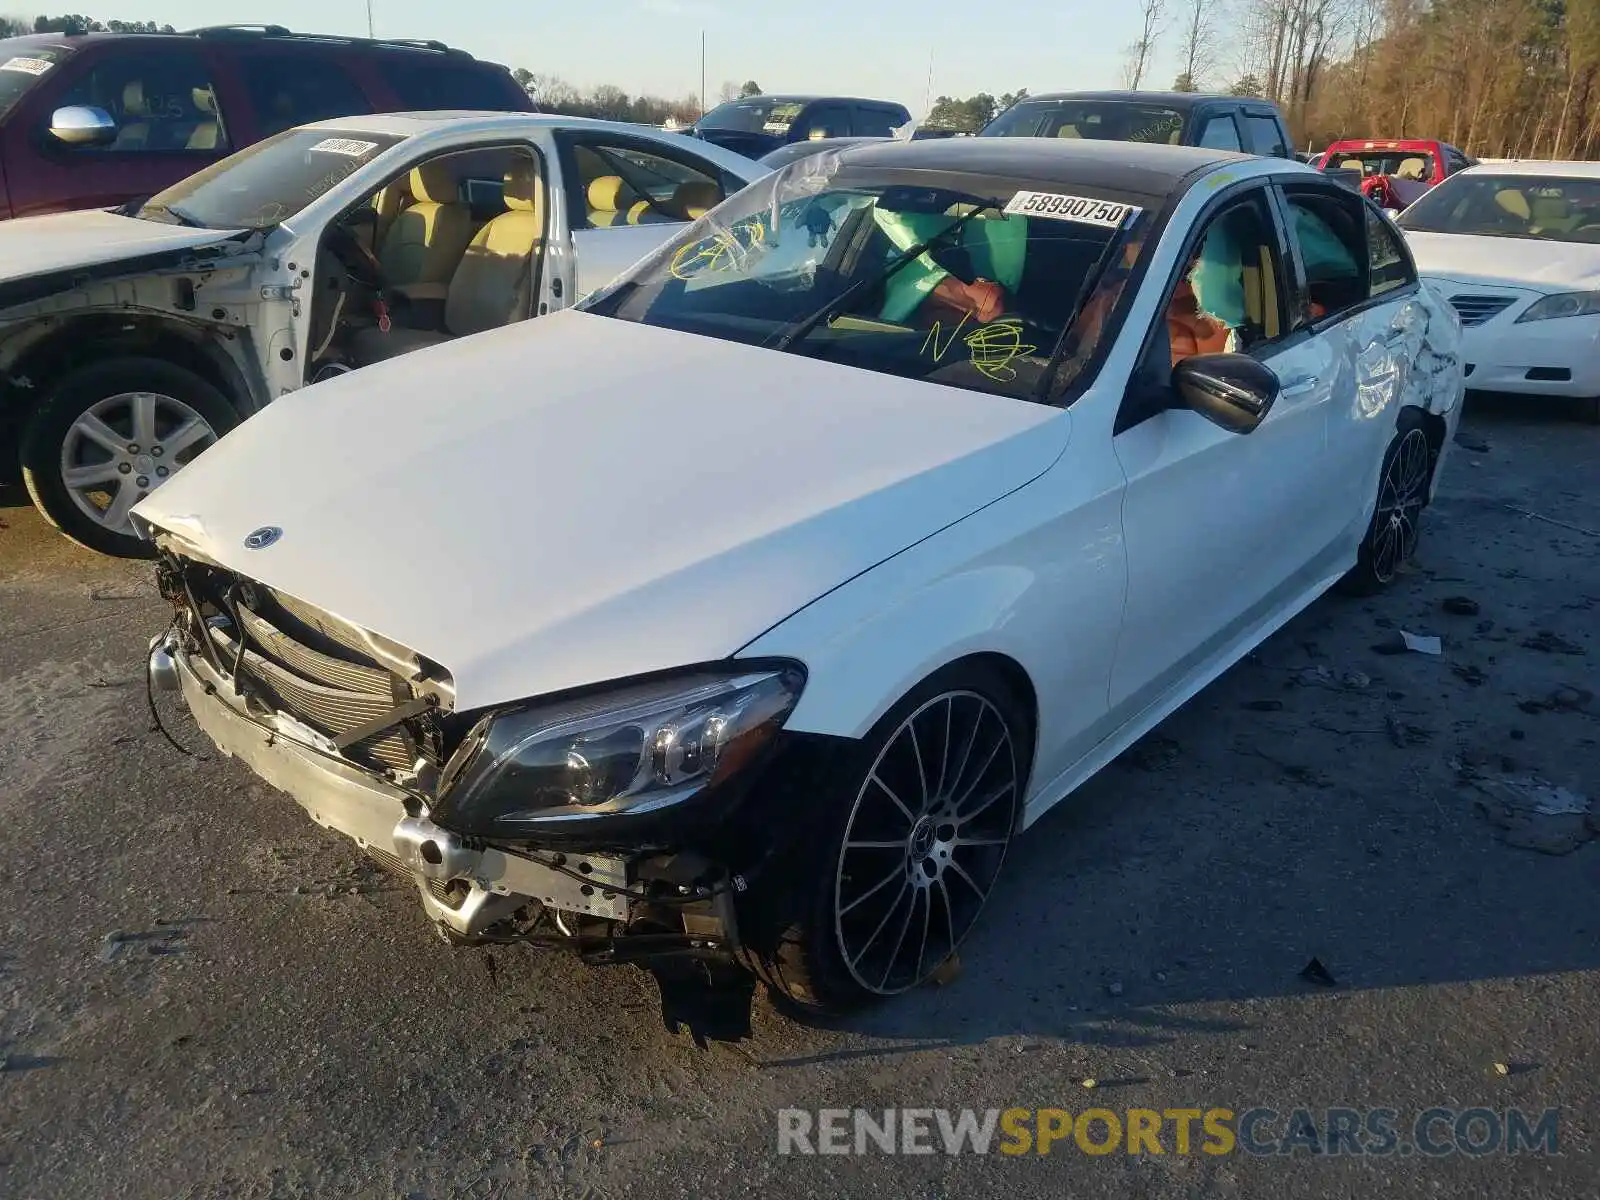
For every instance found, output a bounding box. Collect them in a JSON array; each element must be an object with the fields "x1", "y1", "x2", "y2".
[{"x1": 739, "y1": 433, "x2": 1128, "y2": 803}]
